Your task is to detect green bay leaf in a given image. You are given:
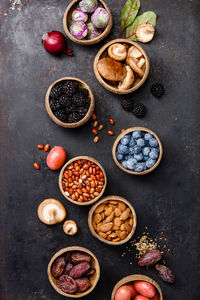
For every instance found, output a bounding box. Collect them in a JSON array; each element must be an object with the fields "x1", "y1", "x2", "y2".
[
  {"x1": 126, "y1": 11, "x2": 157, "y2": 41},
  {"x1": 121, "y1": 0, "x2": 140, "y2": 29}
]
